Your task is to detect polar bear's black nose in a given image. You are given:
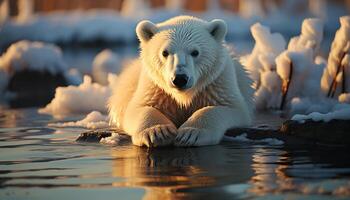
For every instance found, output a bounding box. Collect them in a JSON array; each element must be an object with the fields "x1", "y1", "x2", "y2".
[{"x1": 172, "y1": 74, "x2": 188, "y2": 89}]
